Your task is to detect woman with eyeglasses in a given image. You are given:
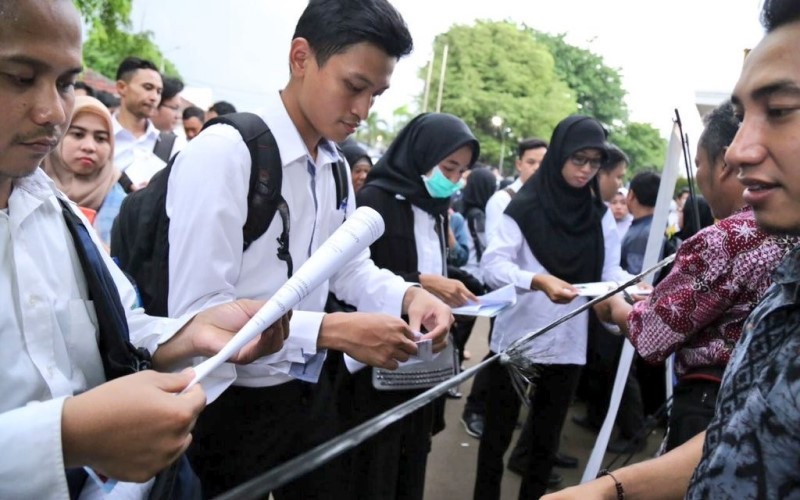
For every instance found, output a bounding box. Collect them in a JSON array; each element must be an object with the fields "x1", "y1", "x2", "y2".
[{"x1": 474, "y1": 115, "x2": 633, "y2": 500}]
